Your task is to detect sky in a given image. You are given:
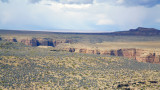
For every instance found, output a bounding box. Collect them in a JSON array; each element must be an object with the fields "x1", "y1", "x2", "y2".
[{"x1": 0, "y1": 0, "x2": 160, "y2": 32}]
